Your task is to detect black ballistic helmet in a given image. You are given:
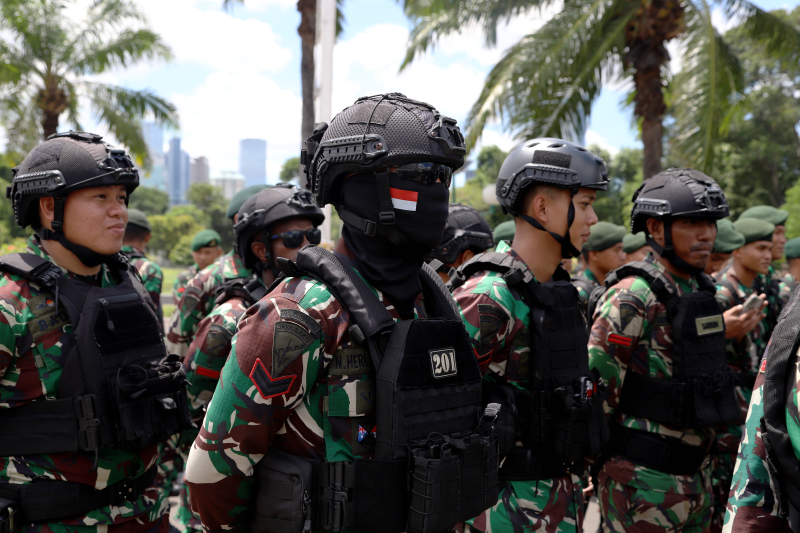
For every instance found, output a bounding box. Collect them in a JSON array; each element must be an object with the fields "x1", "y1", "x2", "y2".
[
  {"x1": 496, "y1": 138, "x2": 608, "y2": 258},
  {"x1": 631, "y1": 168, "x2": 729, "y2": 274},
  {"x1": 8, "y1": 131, "x2": 139, "y2": 267},
  {"x1": 301, "y1": 93, "x2": 465, "y2": 249},
  {"x1": 428, "y1": 203, "x2": 493, "y2": 264},
  {"x1": 233, "y1": 184, "x2": 325, "y2": 272}
]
